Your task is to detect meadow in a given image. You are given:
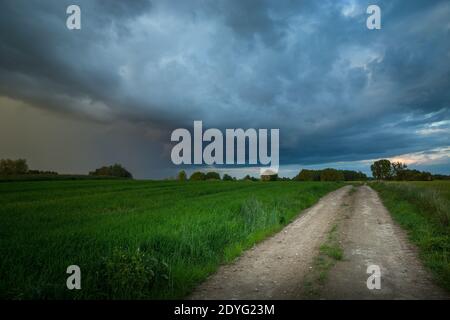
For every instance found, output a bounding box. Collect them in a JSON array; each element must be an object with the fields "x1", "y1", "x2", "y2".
[
  {"x1": 371, "y1": 180, "x2": 450, "y2": 291},
  {"x1": 0, "y1": 179, "x2": 343, "y2": 299}
]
